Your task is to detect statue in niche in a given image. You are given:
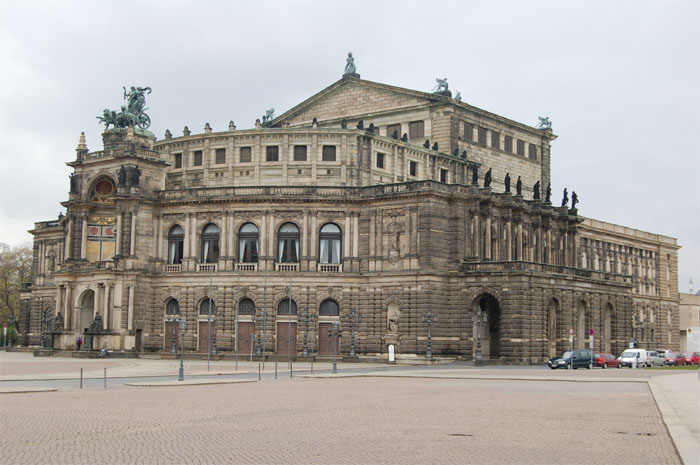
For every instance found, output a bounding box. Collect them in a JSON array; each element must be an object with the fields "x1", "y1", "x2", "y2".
[
  {"x1": 516, "y1": 176, "x2": 522, "y2": 196},
  {"x1": 484, "y1": 168, "x2": 492, "y2": 188},
  {"x1": 118, "y1": 166, "x2": 127, "y2": 187},
  {"x1": 131, "y1": 166, "x2": 142, "y2": 187},
  {"x1": 571, "y1": 191, "x2": 579, "y2": 209},
  {"x1": 344, "y1": 52, "x2": 356, "y2": 75},
  {"x1": 561, "y1": 188, "x2": 569, "y2": 207},
  {"x1": 533, "y1": 181, "x2": 541, "y2": 200},
  {"x1": 387, "y1": 222, "x2": 403, "y2": 264},
  {"x1": 69, "y1": 173, "x2": 77, "y2": 193},
  {"x1": 47, "y1": 253, "x2": 55, "y2": 272},
  {"x1": 50, "y1": 312, "x2": 63, "y2": 333},
  {"x1": 387, "y1": 305, "x2": 400, "y2": 333},
  {"x1": 89, "y1": 313, "x2": 103, "y2": 334},
  {"x1": 504, "y1": 173, "x2": 511, "y2": 193},
  {"x1": 341, "y1": 118, "x2": 347, "y2": 129},
  {"x1": 472, "y1": 166, "x2": 479, "y2": 185},
  {"x1": 545, "y1": 183, "x2": 552, "y2": 203}
]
